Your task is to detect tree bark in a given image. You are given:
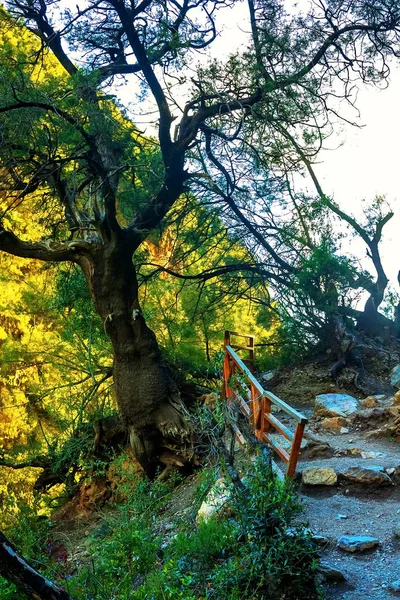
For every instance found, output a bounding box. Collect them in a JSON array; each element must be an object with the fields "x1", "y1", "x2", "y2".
[
  {"x1": 0, "y1": 531, "x2": 74, "y2": 600},
  {"x1": 357, "y1": 239, "x2": 391, "y2": 337},
  {"x1": 80, "y1": 240, "x2": 192, "y2": 477}
]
